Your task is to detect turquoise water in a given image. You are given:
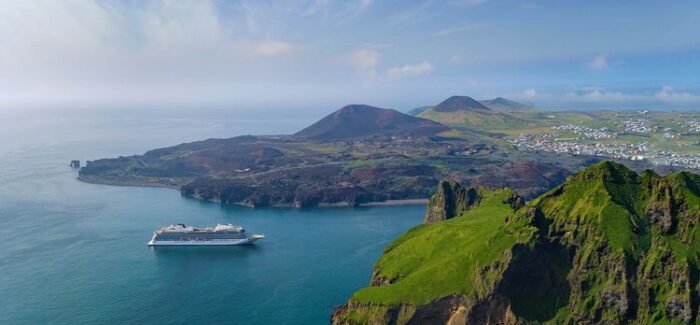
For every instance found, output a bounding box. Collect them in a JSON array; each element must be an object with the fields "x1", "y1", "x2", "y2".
[{"x1": 0, "y1": 109, "x2": 424, "y2": 324}]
